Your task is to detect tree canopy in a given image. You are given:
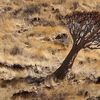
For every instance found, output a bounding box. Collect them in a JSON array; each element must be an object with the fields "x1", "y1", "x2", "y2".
[{"x1": 65, "y1": 11, "x2": 100, "y2": 50}]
